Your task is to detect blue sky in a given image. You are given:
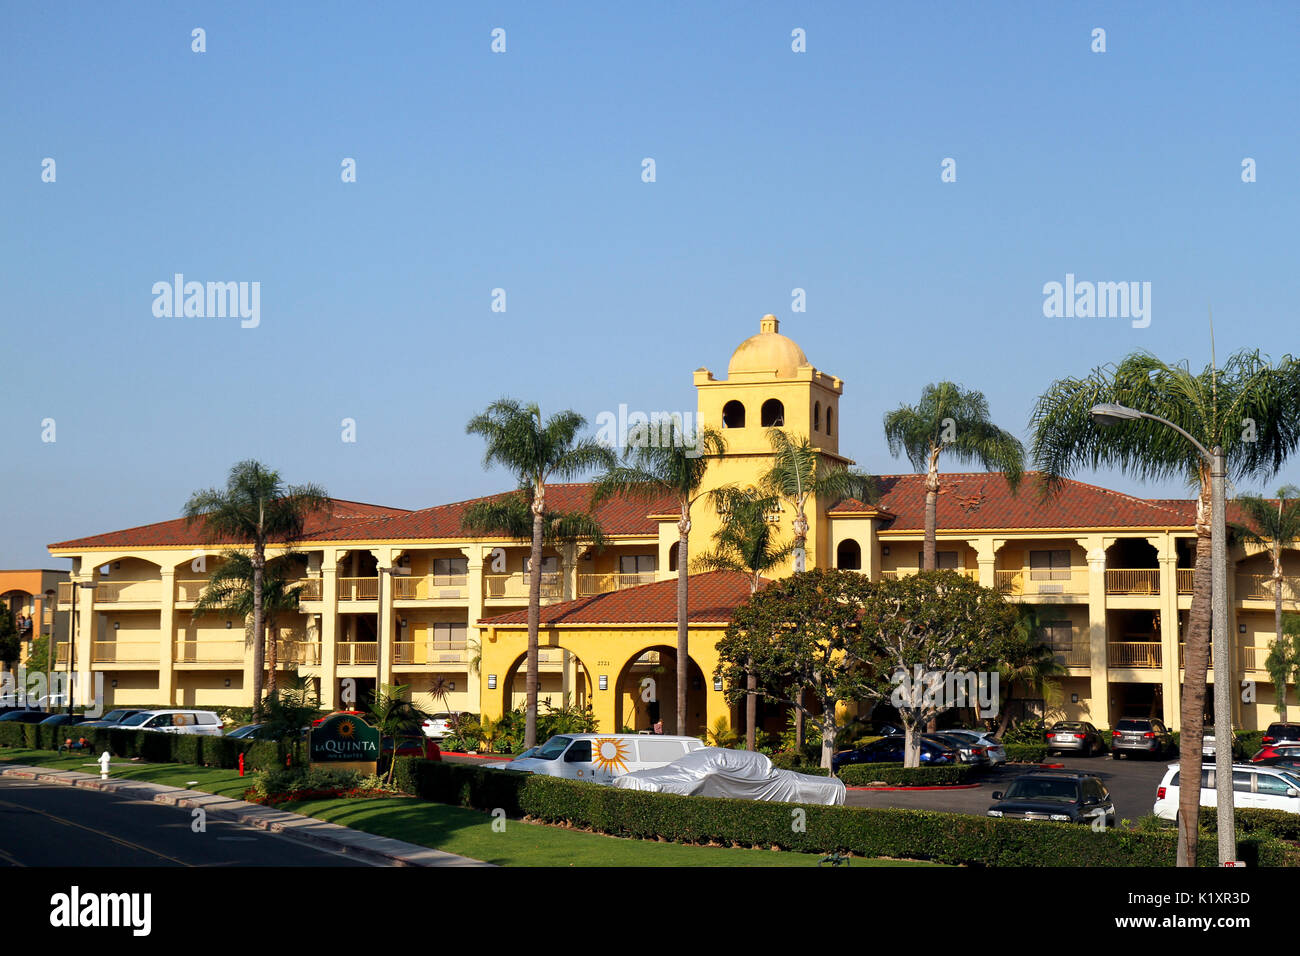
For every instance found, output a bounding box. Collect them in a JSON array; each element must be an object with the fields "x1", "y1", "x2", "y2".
[{"x1": 2, "y1": 1, "x2": 1298, "y2": 566}]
